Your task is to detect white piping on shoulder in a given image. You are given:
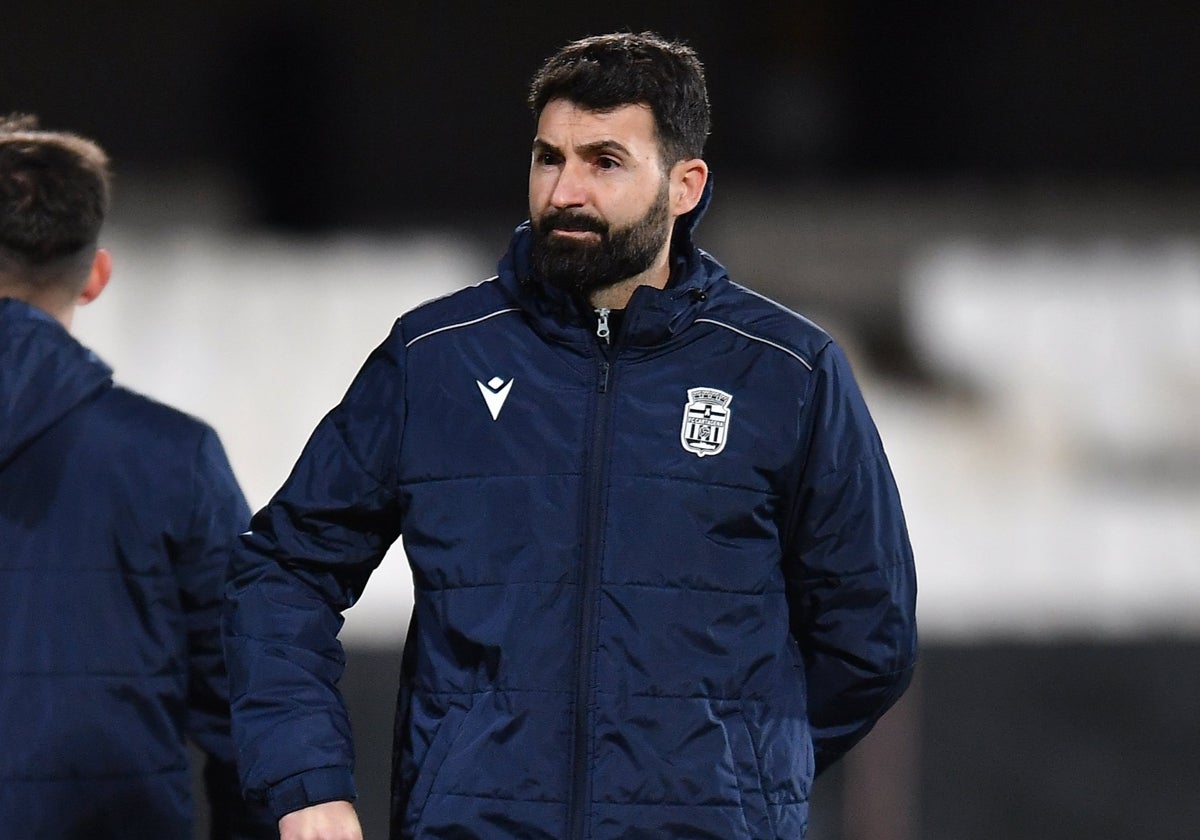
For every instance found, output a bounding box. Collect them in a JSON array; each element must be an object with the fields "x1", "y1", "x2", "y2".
[
  {"x1": 405, "y1": 308, "x2": 521, "y2": 348},
  {"x1": 693, "y1": 318, "x2": 814, "y2": 370}
]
